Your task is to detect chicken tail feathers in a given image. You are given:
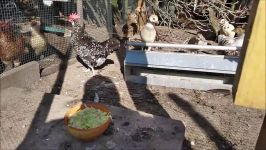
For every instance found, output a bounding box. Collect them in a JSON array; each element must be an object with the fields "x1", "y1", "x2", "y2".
[{"x1": 101, "y1": 37, "x2": 121, "y2": 53}]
